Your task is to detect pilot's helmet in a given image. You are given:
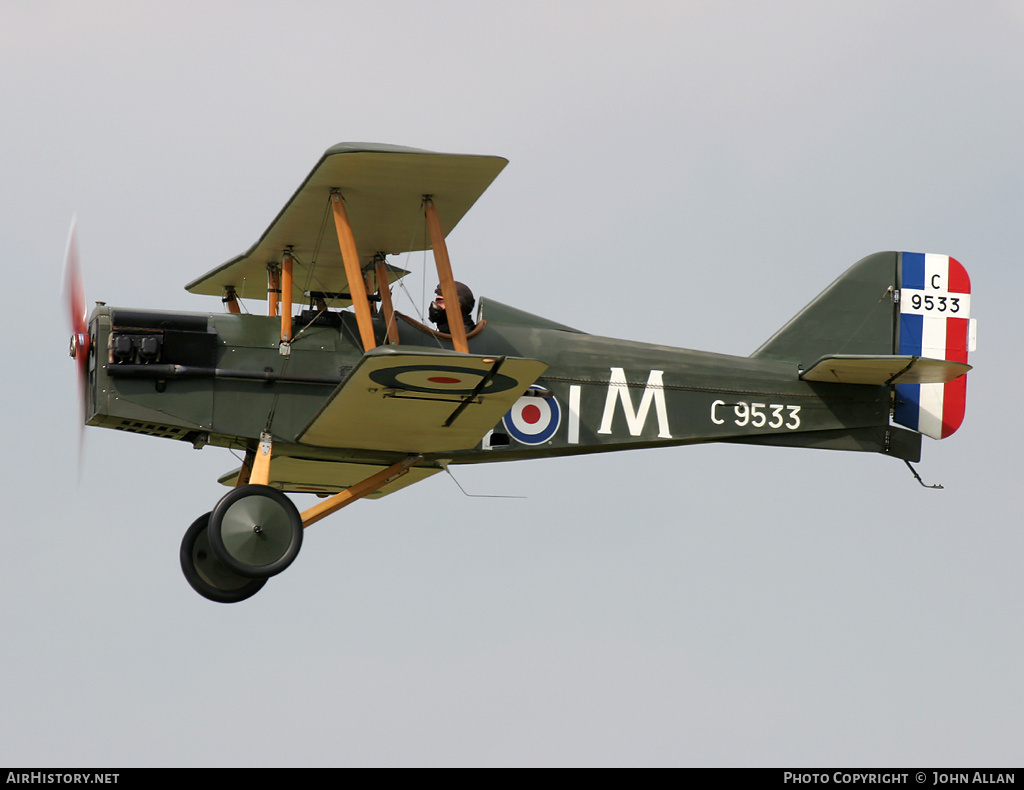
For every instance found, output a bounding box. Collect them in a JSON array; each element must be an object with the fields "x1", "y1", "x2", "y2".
[{"x1": 434, "y1": 282, "x2": 475, "y2": 315}]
